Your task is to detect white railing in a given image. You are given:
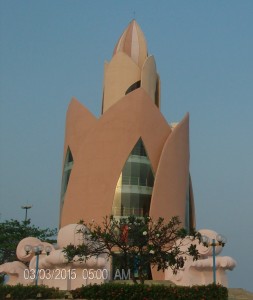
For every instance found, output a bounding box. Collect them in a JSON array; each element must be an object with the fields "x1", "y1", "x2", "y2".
[{"x1": 120, "y1": 176, "x2": 153, "y2": 187}]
